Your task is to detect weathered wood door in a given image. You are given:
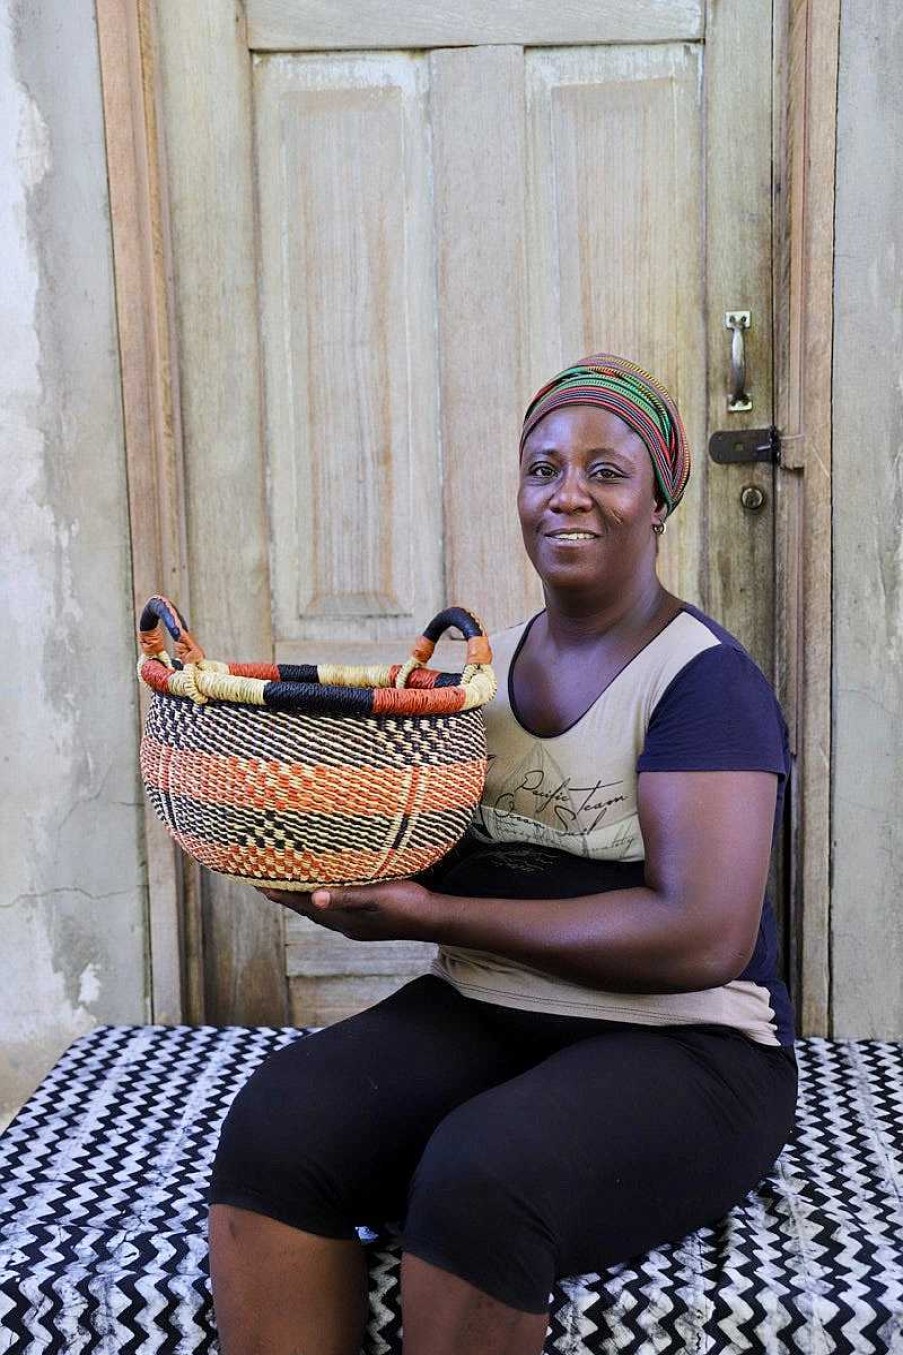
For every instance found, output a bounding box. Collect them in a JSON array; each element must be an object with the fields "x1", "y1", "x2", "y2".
[{"x1": 149, "y1": 0, "x2": 778, "y2": 1026}]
